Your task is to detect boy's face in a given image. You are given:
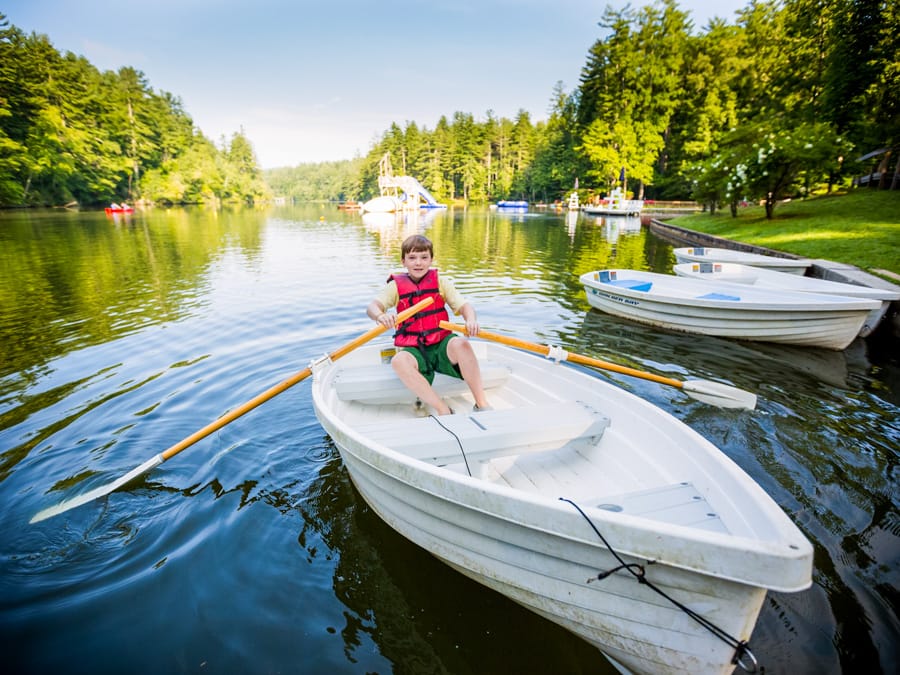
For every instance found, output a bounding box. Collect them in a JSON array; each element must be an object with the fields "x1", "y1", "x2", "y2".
[{"x1": 402, "y1": 248, "x2": 433, "y2": 279}]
